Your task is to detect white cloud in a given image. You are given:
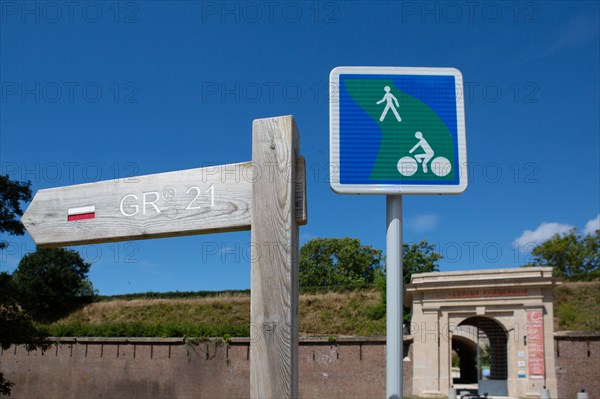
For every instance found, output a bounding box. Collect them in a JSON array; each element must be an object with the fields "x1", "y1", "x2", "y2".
[
  {"x1": 408, "y1": 214, "x2": 439, "y2": 233},
  {"x1": 584, "y1": 214, "x2": 600, "y2": 235},
  {"x1": 513, "y1": 222, "x2": 573, "y2": 251}
]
